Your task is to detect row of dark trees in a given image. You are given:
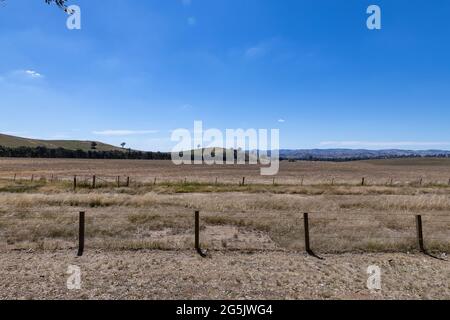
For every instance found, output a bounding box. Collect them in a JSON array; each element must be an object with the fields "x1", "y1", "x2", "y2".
[
  {"x1": 3, "y1": 146, "x2": 449, "y2": 162},
  {"x1": 0, "y1": 146, "x2": 172, "y2": 160},
  {"x1": 0, "y1": 146, "x2": 250, "y2": 162},
  {"x1": 283, "y1": 154, "x2": 450, "y2": 162}
]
